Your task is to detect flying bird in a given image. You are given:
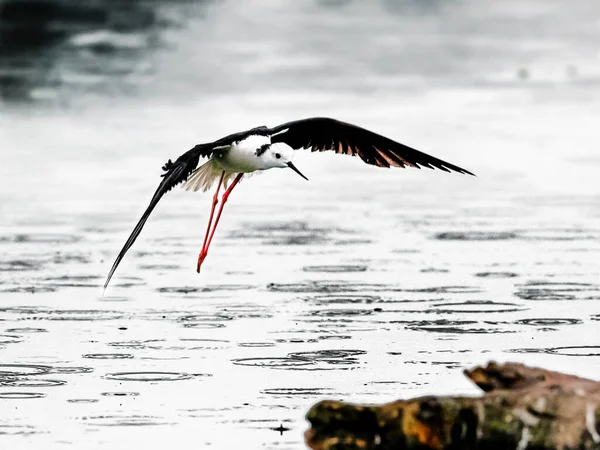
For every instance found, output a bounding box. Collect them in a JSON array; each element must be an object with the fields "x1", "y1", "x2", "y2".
[{"x1": 104, "y1": 117, "x2": 474, "y2": 290}]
